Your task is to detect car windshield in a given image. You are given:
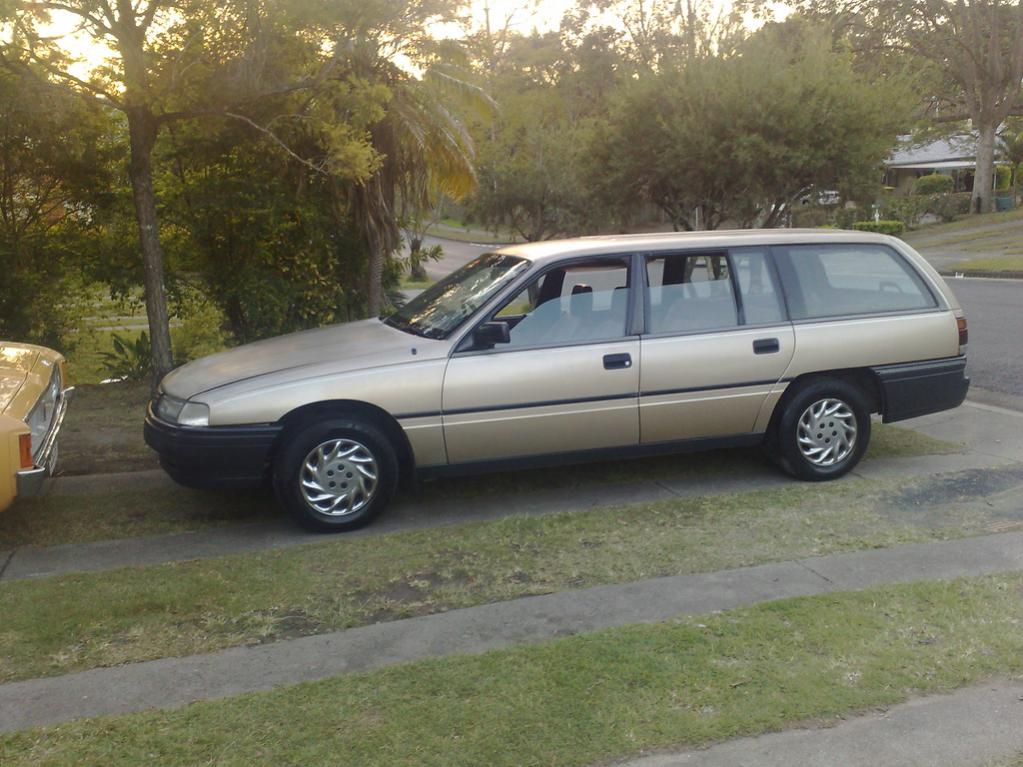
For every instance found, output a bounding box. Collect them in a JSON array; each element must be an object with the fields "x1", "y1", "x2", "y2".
[{"x1": 384, "y1": 253, "x2": 529, "y2": 339}]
